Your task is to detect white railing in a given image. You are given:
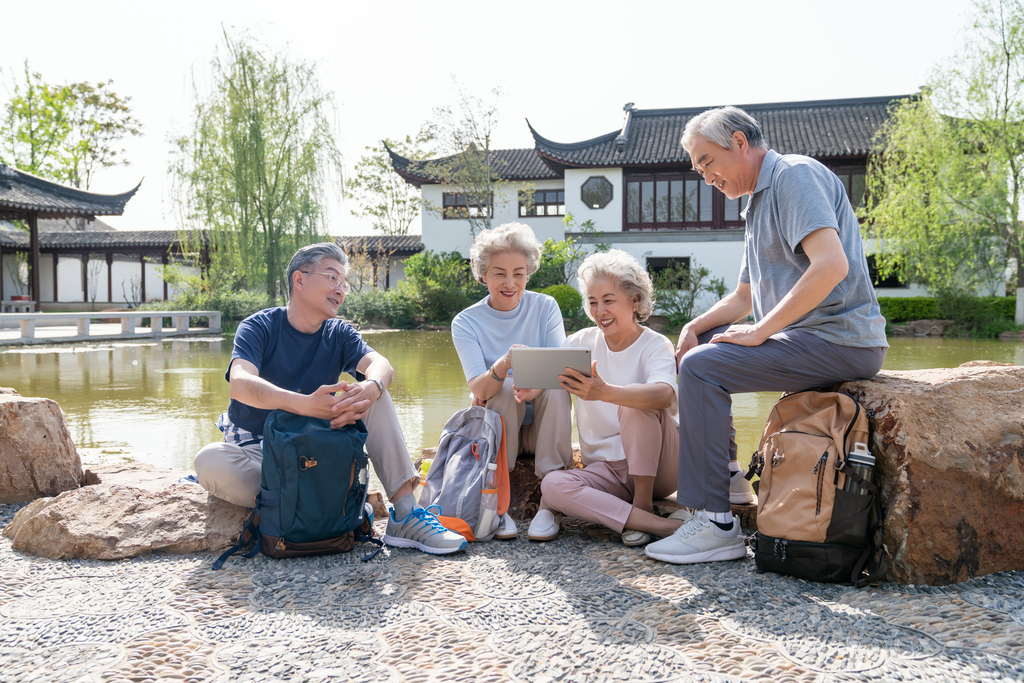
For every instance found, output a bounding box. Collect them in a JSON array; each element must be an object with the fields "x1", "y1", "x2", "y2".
[{"x1": 0, "y1": 310, "x2": 222, "y2": 345}]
